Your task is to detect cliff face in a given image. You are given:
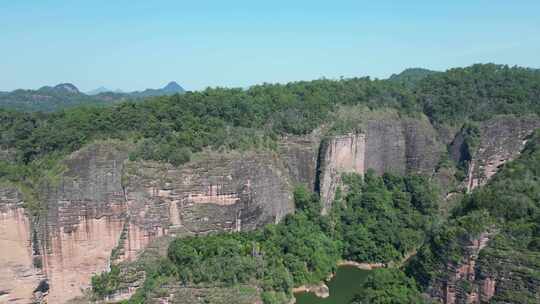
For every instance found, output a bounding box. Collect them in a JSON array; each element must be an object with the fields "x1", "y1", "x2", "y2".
[
  {"x1": 37, "y1": 141, "x2": 131, "y2": 303},
  {"x1": 427, "y1": 232, "x2": 494, "y2": 304},
  {"x1": 0, "y1": 186, "x2": 45, "y2": 304},
  {"x1": 122, "y1": 150, "x2": 294, "y2": 236},
  {"x1": 451, "y1": 115, "x2": 540, "y2": 192},
  {"x1": 318, "y1": 134, "x2": 366, "y2": 212},
  {"x1": 0, "y1": 143, "x2": 296, "y2": 303},
  {"x1": 318, "y1": 116, "x2": 444, "y2": 211},
  {"x1": 278, "y1": 134, "x2": 320, "y2": 190},
  {"x1": 425, "y1": 116, "x2": 540, "y2": 304}
]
